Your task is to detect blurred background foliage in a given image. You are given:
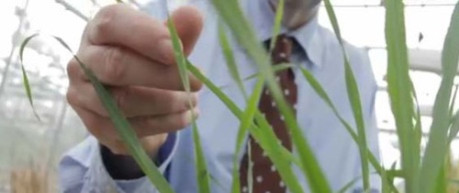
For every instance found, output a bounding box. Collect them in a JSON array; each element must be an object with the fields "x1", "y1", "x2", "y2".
[{"x1": 0, "y1": 0, "x2": 458, "y2": 192}]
